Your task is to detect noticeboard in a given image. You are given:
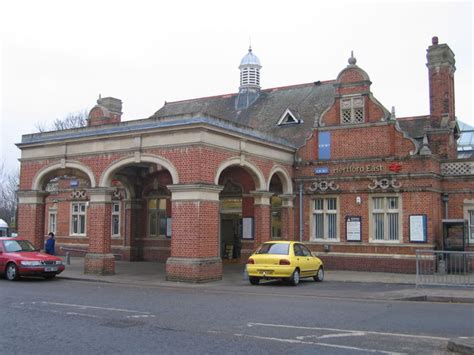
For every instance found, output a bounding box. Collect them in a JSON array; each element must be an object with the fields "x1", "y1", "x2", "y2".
[
  {"x1": 166, "y1": 218, "x2": 172, "y2": 238},
  {"x1": 346, "y1": 216, "x2": 362, "y2": 242},
  {"x1": 242, "y1": 217, "x2": 254, "y2": 240},
  {"x1": 409, "y1": 215, "x2": 427, "y2": 242}
]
